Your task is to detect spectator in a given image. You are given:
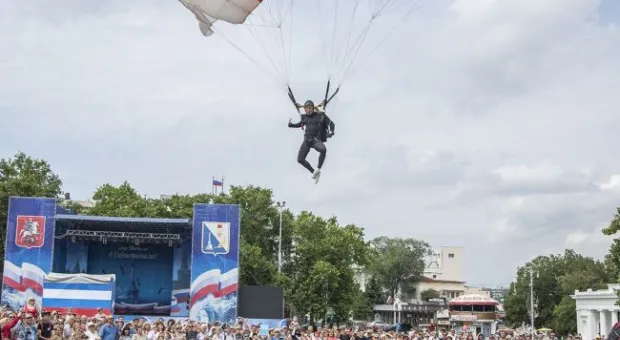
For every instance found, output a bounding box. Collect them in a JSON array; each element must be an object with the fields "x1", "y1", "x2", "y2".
[
  {"x1": 23, "y1": 299, "x2": 38, "y2": 319},
  {"x1": 17, "y1": 313, "x2": 37, "y2": 340},
  {"x1": 120, "y1": 327, "x2": 133, "y2": 340},
  {"x1": 37, "y1": 312, "x2": 54, "y2": 340},
  {"x1": 100, "y1": 317, "x2": 119, "y2": 340},
  {"x1": 85, "y1": 322, "x2": 101, "y2": 340}
]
